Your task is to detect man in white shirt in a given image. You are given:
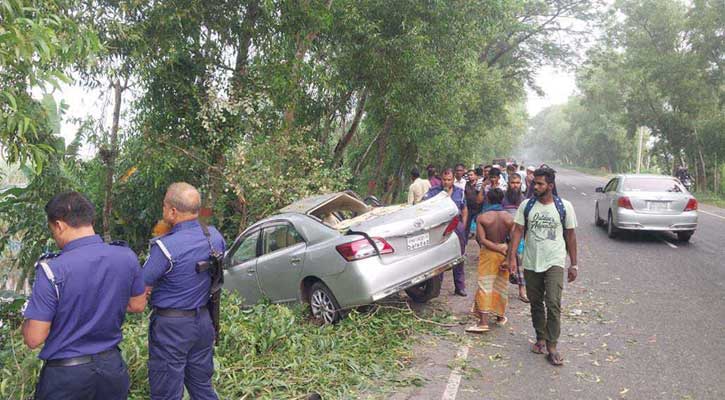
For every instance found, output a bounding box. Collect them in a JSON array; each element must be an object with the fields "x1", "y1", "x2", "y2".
[
  {"x1": 407, "y1": 168, "x2": 432, "y2": 205},
  {"x1": 454, "y1": 163, "x2": 467, "y2": 189},
  {"x1": 508, "y1": 163, "x2": 526, "y2": 192}
]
